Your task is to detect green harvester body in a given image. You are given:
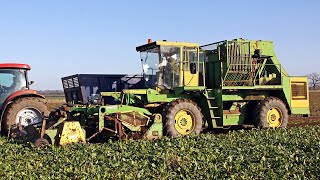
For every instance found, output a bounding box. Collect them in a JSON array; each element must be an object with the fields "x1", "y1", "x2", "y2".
[{"x1": 37, "y1": 39, "x2": 310, "y2": 145}]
